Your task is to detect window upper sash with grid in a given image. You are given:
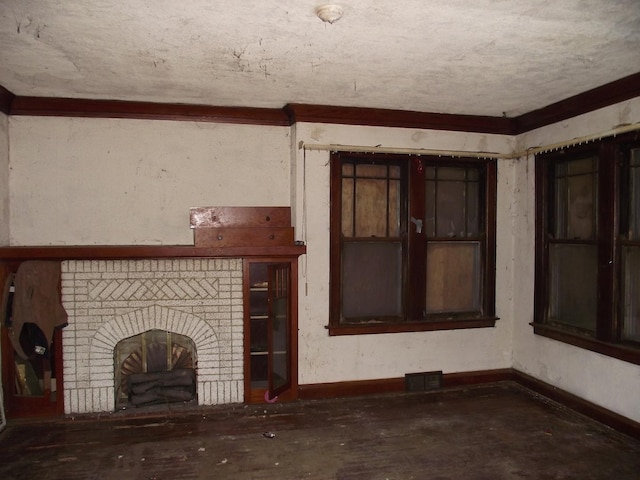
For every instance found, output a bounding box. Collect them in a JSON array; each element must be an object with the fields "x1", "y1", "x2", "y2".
[
  {"x1": 549, "y1": 156, "x2": 598, "y2": 242},
  {"x1": 340, "y1": 161, "x2": 406, "y2": 240},
  {"x1": 425, "y1": 166, "x2": 482, "y2": 240}
]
